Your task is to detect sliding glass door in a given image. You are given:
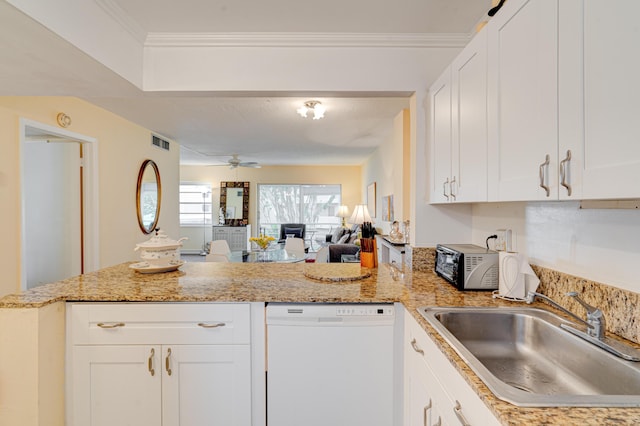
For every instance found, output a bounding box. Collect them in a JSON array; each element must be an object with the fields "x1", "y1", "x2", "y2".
[{"x1": 258, "y1": 184, "x2": 341, "y2": 245}]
